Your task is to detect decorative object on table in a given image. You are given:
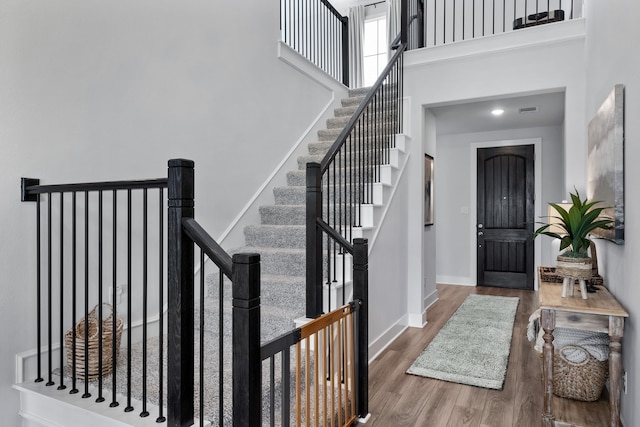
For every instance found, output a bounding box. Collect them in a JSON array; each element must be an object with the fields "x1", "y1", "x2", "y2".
[
  {"x1": 424, "y1": 153, "x2": 434, "y2": 226},
  {"x1": 406, "y1": 294, "x2": 519, "y2": 390},
  {"x1": 534, "y1": 189, "x2": 613, "y2": 299},
  {"x1": 587, "y1": 84, "x2": 625, "y2": 244},
  {"x1": 64, "y1": 303, "x2": 123, "y2": 380}
]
